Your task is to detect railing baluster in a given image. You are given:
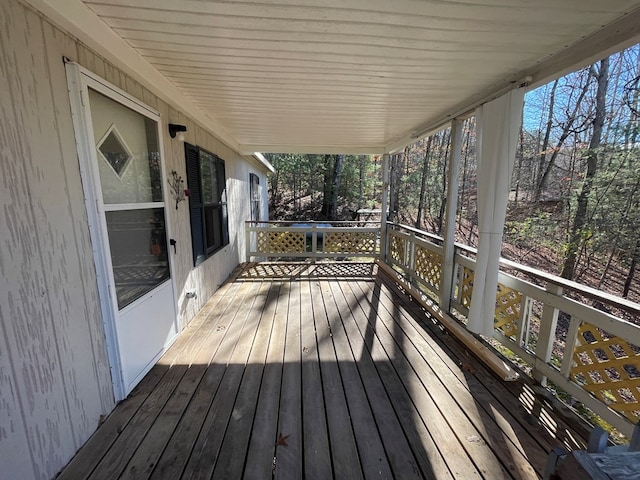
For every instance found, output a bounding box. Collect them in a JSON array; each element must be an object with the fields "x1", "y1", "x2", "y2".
[
  {"x1": 560, "y1": 316, "x2": 582, "y2": 379},
  {"x1": 408, "y1": 233, "x2": 416, "y2": 272},
  {"x1": 534, "y1": 284, "x2": 563, "y2": 386},
  {"x1": 516, "y1": 295, "x2": 532, "y2": 349}
]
